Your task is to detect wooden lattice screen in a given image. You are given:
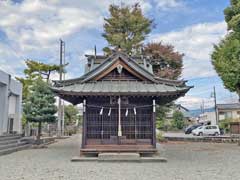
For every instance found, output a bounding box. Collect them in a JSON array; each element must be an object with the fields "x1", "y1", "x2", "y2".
[{"x1": 86, "y1": 104, "x2": 153, "y2": 144}]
